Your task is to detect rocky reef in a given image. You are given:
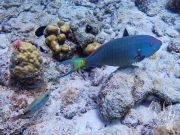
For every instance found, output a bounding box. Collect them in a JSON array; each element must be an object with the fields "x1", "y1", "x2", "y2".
[{"x1": 0, "y1": 0, "x2": 180, "y2": 134}]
